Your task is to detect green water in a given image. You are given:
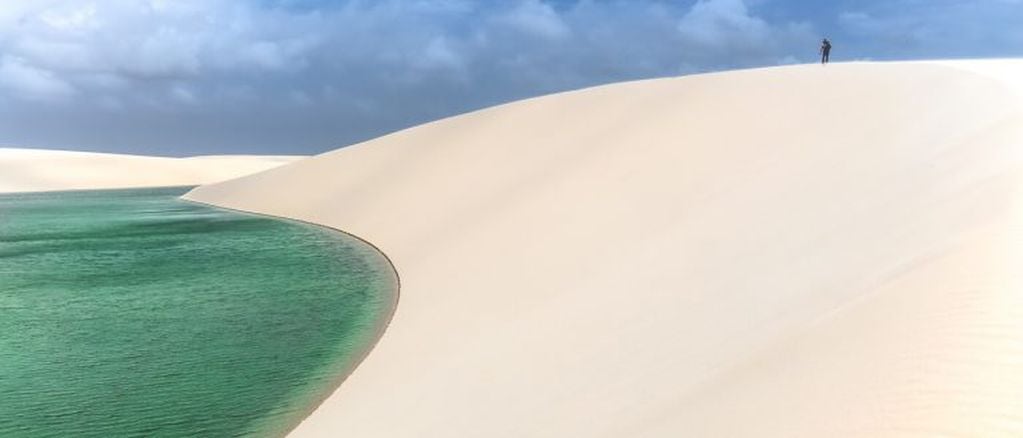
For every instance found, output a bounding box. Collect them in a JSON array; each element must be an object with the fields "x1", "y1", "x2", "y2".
[{"x1": 0, "y1": 187, "x2": 395, "y2": 437}]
